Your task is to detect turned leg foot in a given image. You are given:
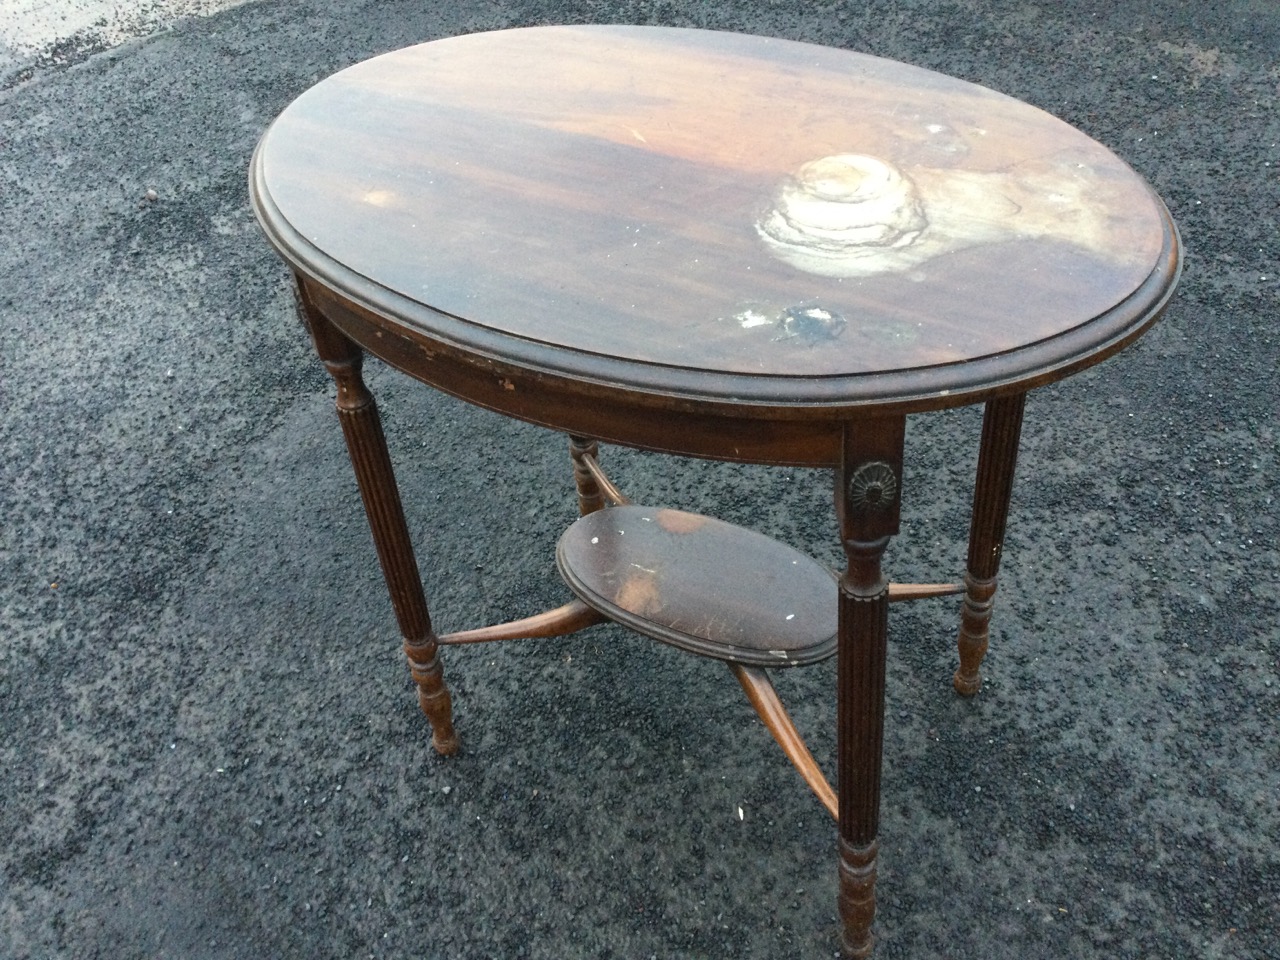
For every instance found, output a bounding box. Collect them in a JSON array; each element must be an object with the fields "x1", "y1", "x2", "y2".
[
  {"x1": 954, "y1": 573, "x2": 996, "y2": 695},
  {"x1": 839, "y1": 838, "x2": 879, "y2": 959},
  {"x1": 406, "y1": 638, "x2": 458, "y2": 755}
]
